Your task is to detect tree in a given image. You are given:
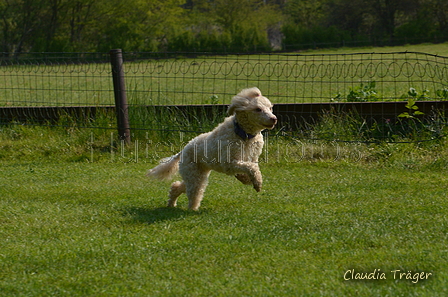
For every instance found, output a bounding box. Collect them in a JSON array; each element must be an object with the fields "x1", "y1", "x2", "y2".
[
  {"x1": 285, "y1": 0, "x2": 325, "y2": 29},
  {"x1": 426, "y1": 0, "x2": 448, "y2": 40},
  {"x1": 93, "y1": 0, "x2": 185, "y2": 52},
  {"x1": 0, "y1": 0, "x2": 47, "y2": 54},
  {"x1": 324, "y1": 0, "x2": 366, "y2": 39},
  {"x1": 369, "y1": 0, "x2": 419, "y2": 42},
  {"x1": 169, "y1": 0, "x2": 282, "y2": 52},
  {"x1": 0, "y1": 0, "x2": 447, "y2": 54}
]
